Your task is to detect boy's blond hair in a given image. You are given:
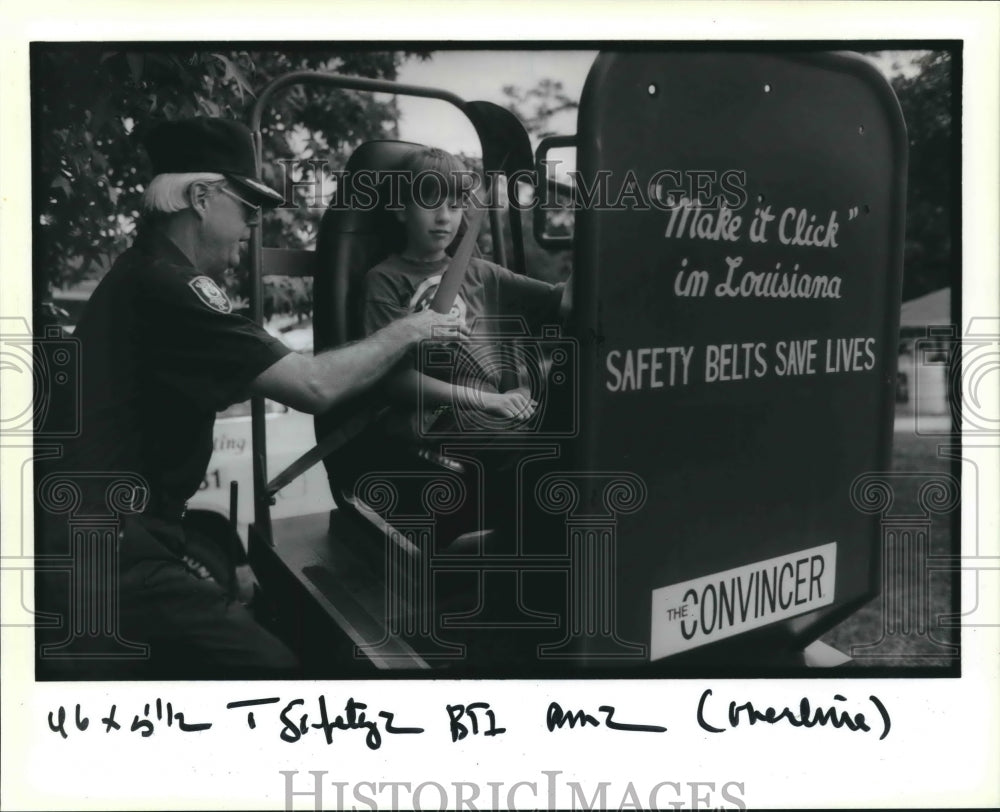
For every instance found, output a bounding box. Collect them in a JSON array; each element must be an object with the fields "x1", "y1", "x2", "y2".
[{"x1": 398, "y1": 147, "x2": 476, "y2": 208}]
